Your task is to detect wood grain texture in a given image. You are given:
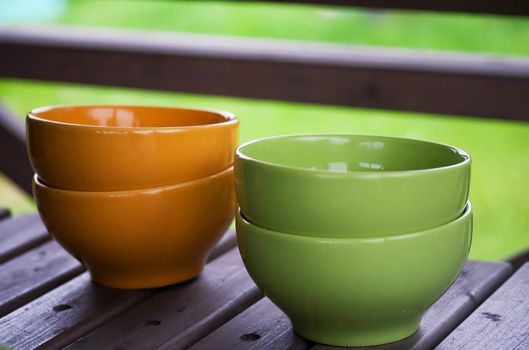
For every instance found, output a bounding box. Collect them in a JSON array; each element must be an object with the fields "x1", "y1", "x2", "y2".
[
  {"x1": 0, "y1": 272, "x2": 152, "y2": 350},
  {"x1": 1, "y1": 26, "x2": 529, "y2": 120},
  {"x1": 189, "y1": 297, "x2": 310, "y2": 350},
  {"x1": 0, "y1": 240, "x2": 83, "y2": 317},
  {"x1": 0, "y1": 214, "x2": 49, "y2": 263},
  {"x1": 0, "y1": 104, "x2": 32, "y2": 195},
  {"x1": 65, "y1": 248, "x2": 262, "y2": 350},
  {"x1": 0, "y1": 228, "x2": 239, "y2": 350},
  {"x1": 313, "y1": 261, "x2": 512, "y2": 350},
  {"x1": 244, "y1": 0, "x2": 529, "y2": 17},
  {"x1": 436, "y1": 263, "x2": 529, "y2": 350},
  {"x1": 505, "y1": 248, "x2": 529, "y2": 270},
  {"x1": 190, "y1": 261, "x2": 511, "y2": 350}
]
